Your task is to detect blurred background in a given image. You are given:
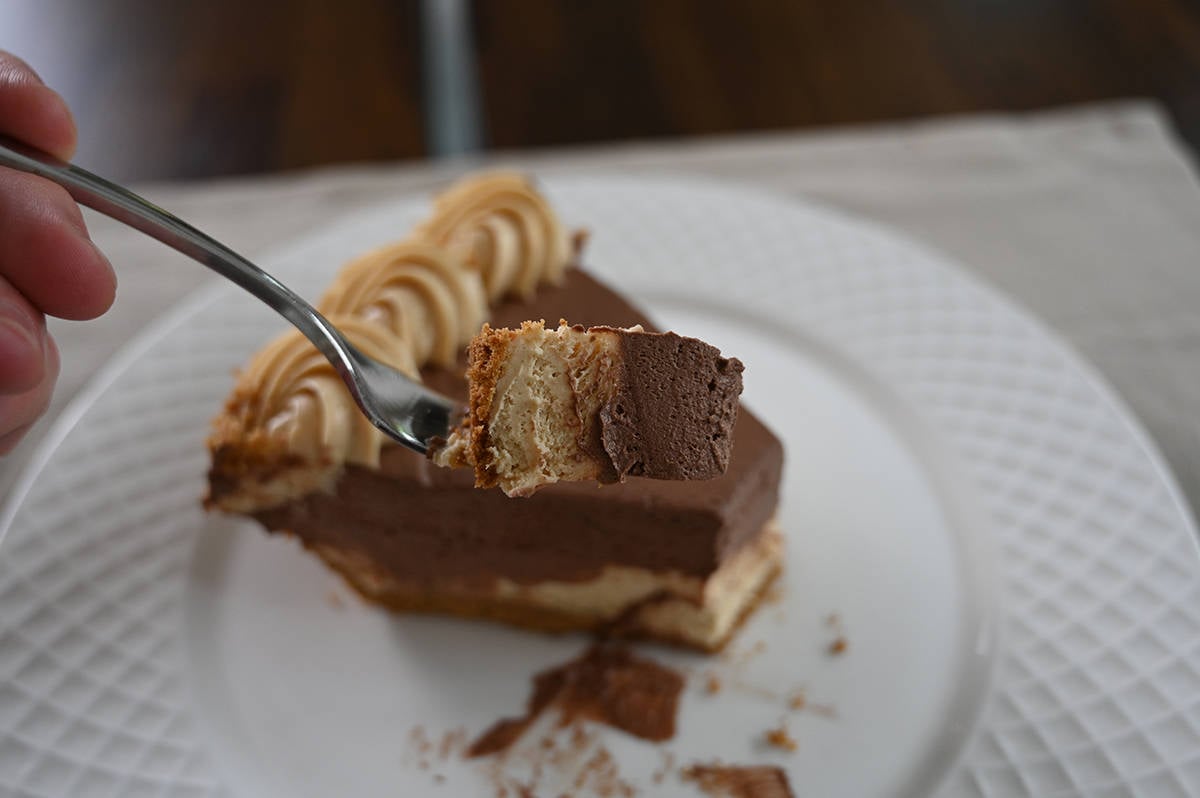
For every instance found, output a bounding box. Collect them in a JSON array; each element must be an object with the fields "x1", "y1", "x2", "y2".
[{"x1": 4, "y1": 0, "x2": 1198, "y2": 181}]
